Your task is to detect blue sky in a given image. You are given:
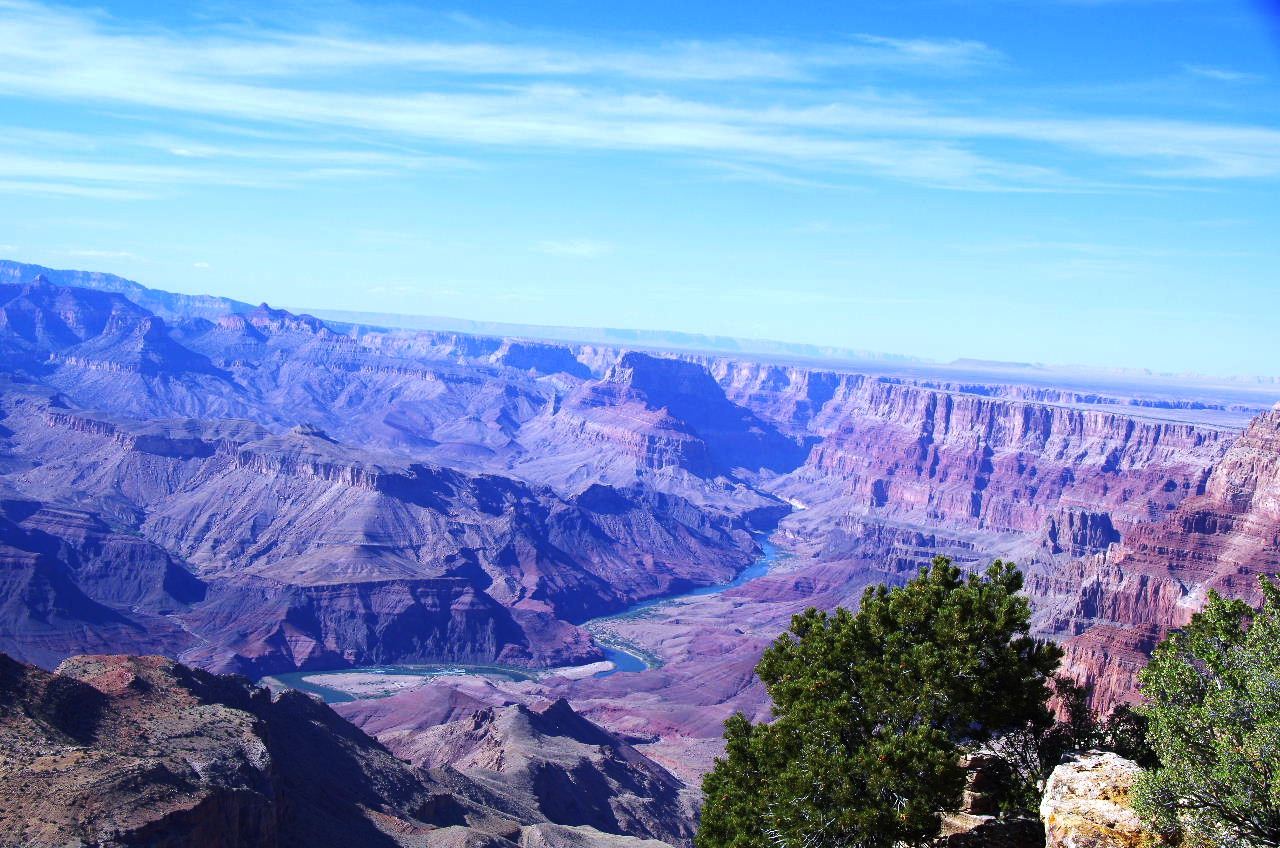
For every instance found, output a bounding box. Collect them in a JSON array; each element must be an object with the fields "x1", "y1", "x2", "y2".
[{"x1": 1, "y1": 0, "x2": 1278, "y2": 375}]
